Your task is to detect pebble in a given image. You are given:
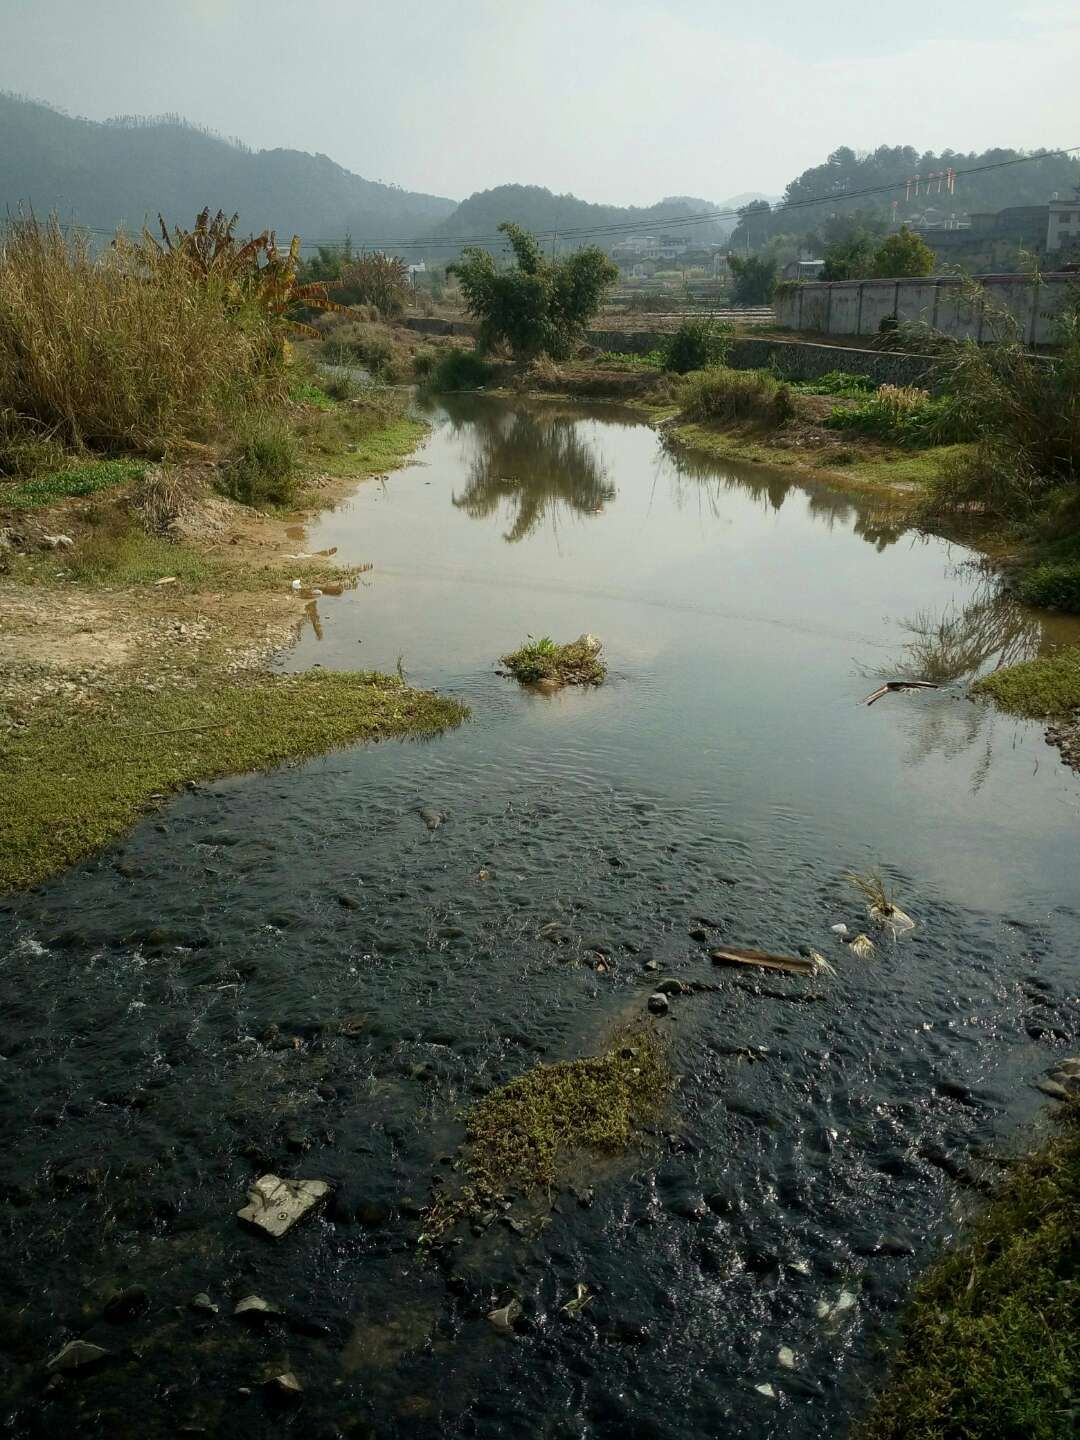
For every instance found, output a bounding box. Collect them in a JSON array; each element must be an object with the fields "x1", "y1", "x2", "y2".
[
  {"x1": 189, "y1": 1293, "x2": 219, "y2": 1315},
  {"x1": 754, "y1": 1383, "x2": 776, "y2": 1399}
]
